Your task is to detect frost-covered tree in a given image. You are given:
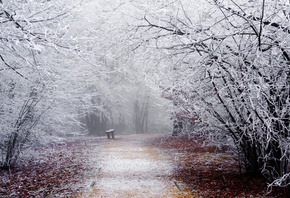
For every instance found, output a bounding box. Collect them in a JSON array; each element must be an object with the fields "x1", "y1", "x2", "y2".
[
  {"x1": 0, "y1": 0, "x2": 96, "y2": 168},
  {"x1": 130, "y1": 0, "x2": 290, "y2": 194}
]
